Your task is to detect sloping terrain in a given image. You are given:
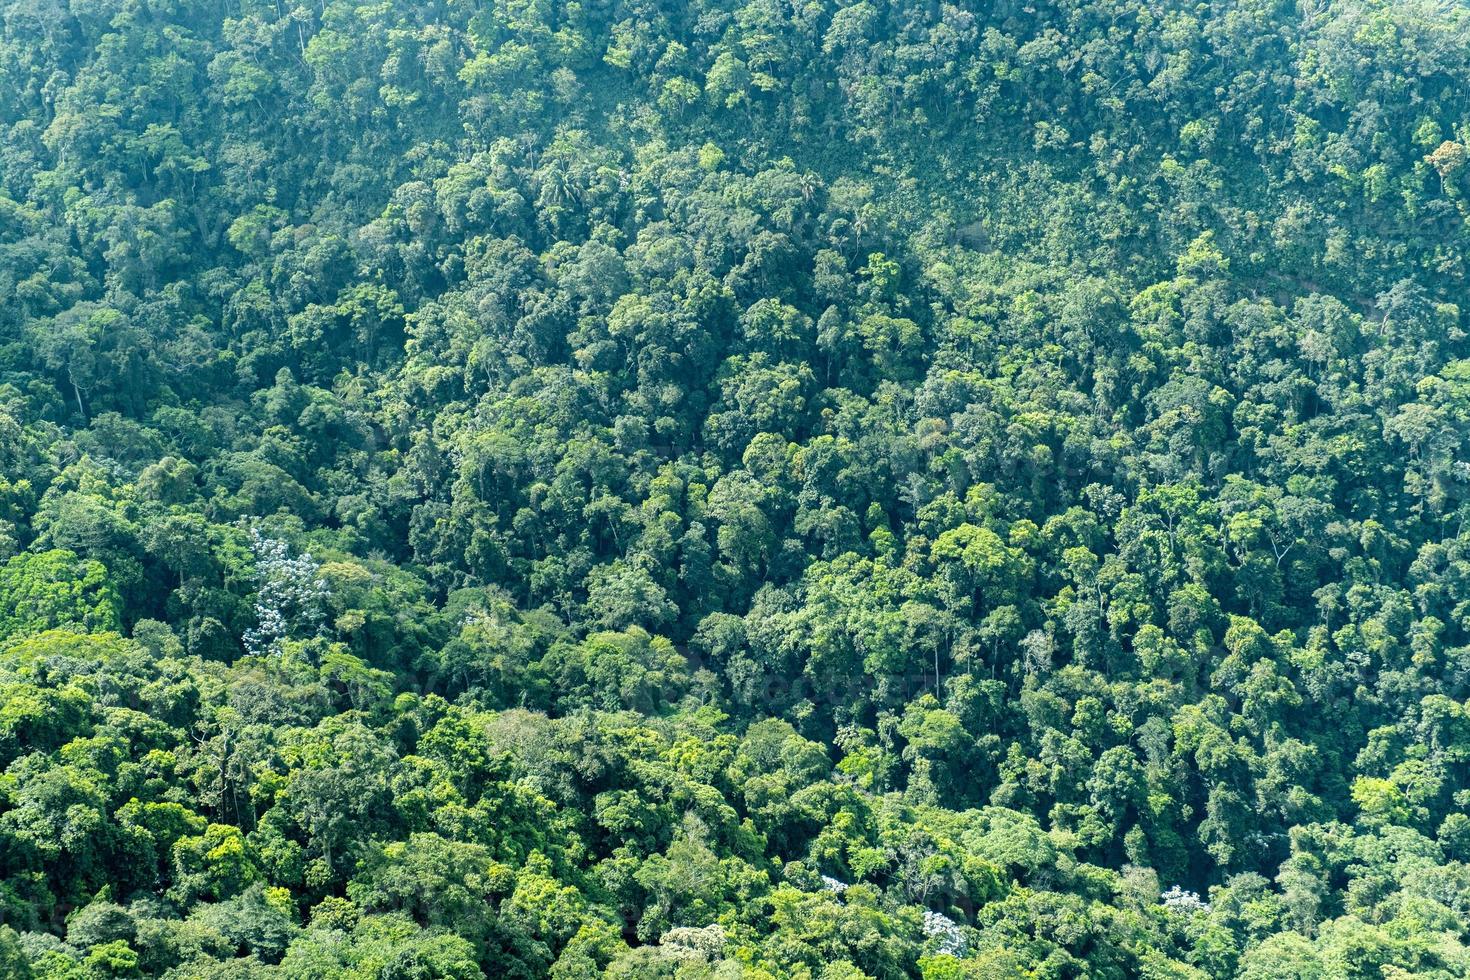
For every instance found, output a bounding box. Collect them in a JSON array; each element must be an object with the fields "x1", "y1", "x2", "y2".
[{"x1": 2, "y1": 0, "x2": 1470, "y2": 976}]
